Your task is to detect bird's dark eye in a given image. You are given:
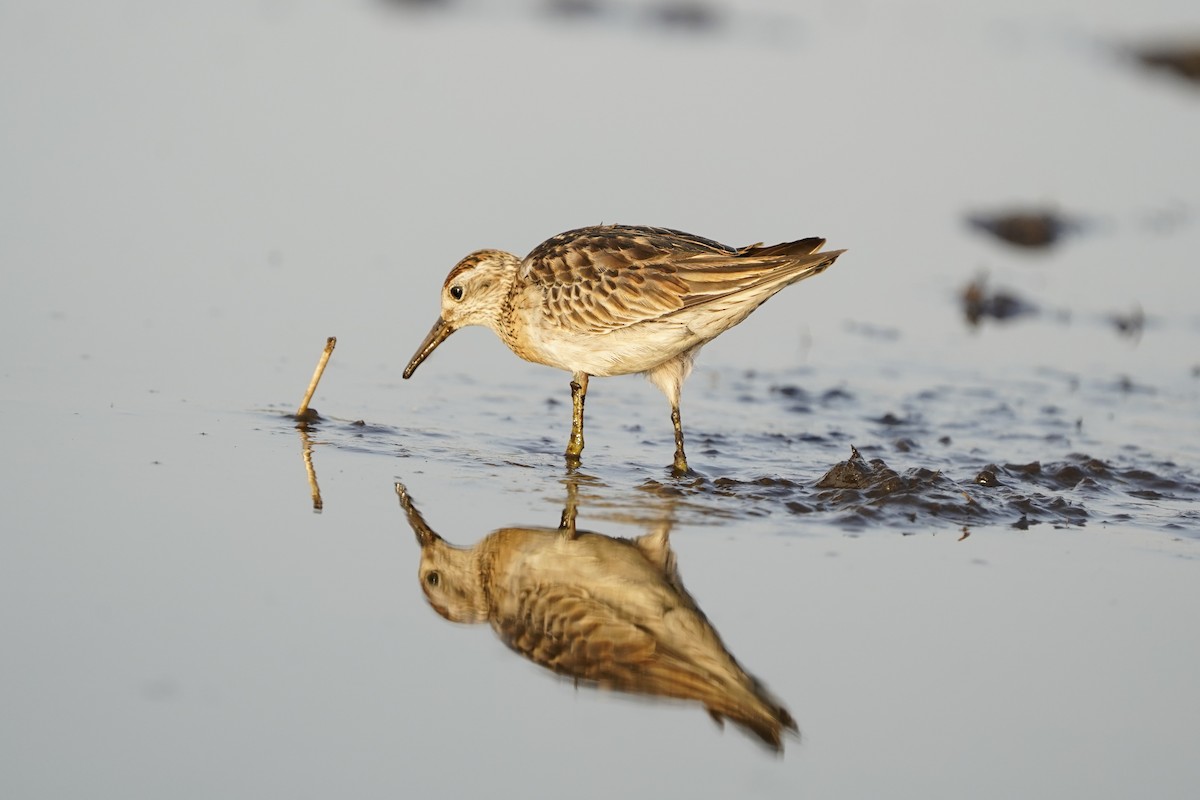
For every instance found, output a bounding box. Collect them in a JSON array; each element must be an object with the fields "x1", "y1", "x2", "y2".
[
  {"x1": 425, "y1": 571, "x2": 440, "y2": 587},
  {"x1": 449, "y1": 286, "x2": 464, "y2": 301}
]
